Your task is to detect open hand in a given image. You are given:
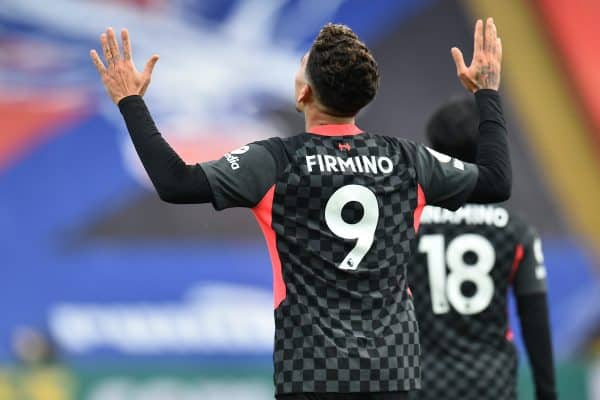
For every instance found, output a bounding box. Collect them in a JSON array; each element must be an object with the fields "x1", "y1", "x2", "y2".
[
  {"x1": 90, "y1": 27, "x2": 159, "y2": 104},
  {"x1": 451, "y1": 18, "x2": 502, "y2": 93}
]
